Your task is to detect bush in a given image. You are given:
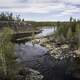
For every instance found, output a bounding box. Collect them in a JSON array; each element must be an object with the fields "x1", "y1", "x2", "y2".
[{"x1": 0, "y1": 27, "x2": 18, "y2": 80}]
